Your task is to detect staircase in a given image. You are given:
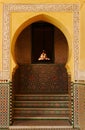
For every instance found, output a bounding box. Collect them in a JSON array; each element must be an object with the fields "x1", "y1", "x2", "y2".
[{"x1": 12, "y1": 94, "x2": 72, "y2": 127}]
